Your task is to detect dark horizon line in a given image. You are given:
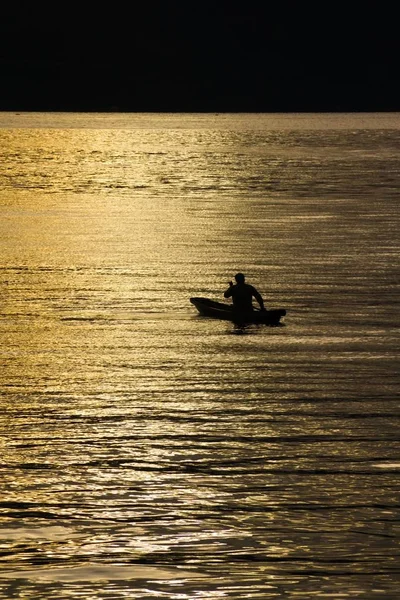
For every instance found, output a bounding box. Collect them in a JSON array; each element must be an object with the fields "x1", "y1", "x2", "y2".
[
  {"x1": 0, "y1": 106, "x2": 400, "y2": 115},
  {"x1": 1, "y1": 106, "x2": 399, "y2": 113}
]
